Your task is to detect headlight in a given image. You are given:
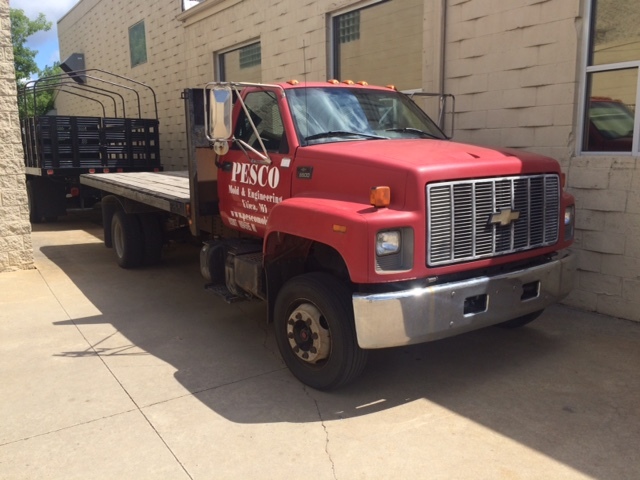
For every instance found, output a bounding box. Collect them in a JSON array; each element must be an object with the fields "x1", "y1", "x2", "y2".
[
  {"x1": 564, "y1": 205, "x2": 575, "y2": 241},
  {"x1": 376, "y1": 230, "x2": 401, "y2": 256}
]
